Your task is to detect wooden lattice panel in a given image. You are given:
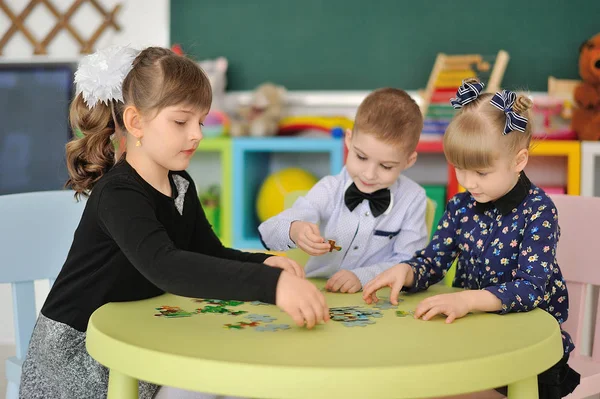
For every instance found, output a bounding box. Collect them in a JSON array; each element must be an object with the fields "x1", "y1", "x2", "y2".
[{"x1": 0, "y1": 0, "x2": 121, "y2": 55}]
